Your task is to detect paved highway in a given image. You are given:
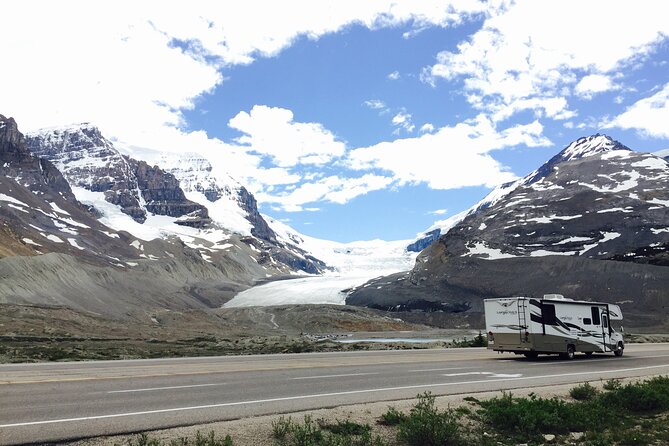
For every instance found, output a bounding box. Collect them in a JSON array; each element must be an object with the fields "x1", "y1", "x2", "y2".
[{"x1": 2, "y1": 343, "x2": 669, "y2": 445}]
